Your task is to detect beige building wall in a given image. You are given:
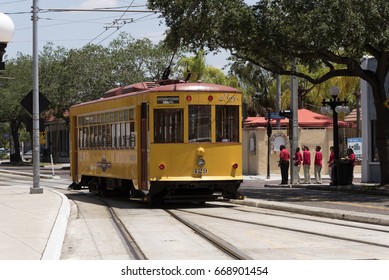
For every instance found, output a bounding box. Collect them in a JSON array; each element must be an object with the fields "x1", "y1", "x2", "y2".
[{"x1": 243, "y1": 127, "x2": 334, "y2": 176}]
